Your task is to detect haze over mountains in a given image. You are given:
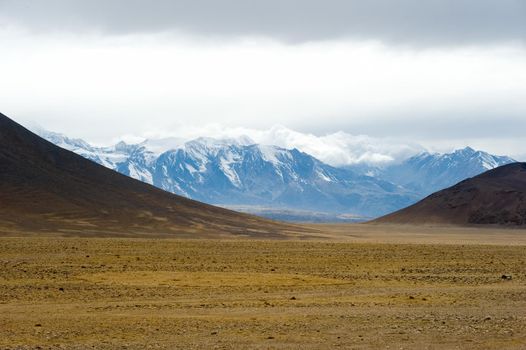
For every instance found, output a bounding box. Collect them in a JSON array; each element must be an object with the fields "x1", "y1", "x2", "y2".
[
  {"x1": 36, "y1": 127, "x2": 516, "y2": 220},
  {"x1": 0, "y1": 112, "x2": 309, "y2": 237}
]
